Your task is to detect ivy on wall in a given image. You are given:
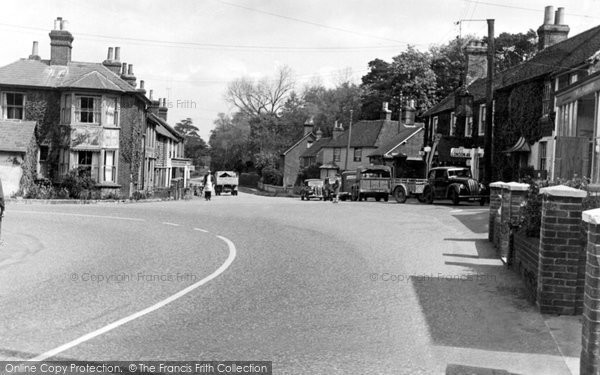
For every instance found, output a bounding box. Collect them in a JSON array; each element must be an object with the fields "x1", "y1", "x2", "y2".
[
  {"x1": 119, "y1": 96, "x2": 144, "y2": 189},
  {"x1": 492, "y1": 80, "x2": 544, "y2": 181}
]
